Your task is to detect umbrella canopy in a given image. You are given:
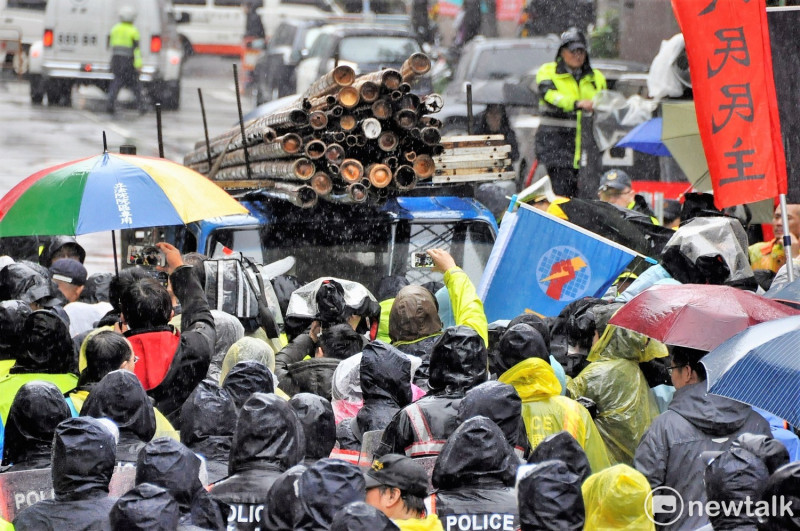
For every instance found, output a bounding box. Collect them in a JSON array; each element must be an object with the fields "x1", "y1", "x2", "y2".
[
  {"x1": 608, "y1": 284, "x2": 800, "y2": 351},
  {"x1": 702, "y1": 315, "x2": 800, "y2": 427},
  {"x1": 661, "y1": 101, "x2": 711, "y2": 192},
  {"x1": 615, "y1": 118, "x2": 671, "y2": 157},
  {"x1": 0, "y1": 153, "x2": 248, "y2": 236},
  {"x1": 765, "y1": 278, "x2": 800, "y2": 309}
]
